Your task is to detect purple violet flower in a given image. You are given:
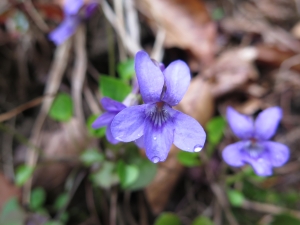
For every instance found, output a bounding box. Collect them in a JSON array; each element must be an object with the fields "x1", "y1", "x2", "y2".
[
  {"x1": 222, "y1": 106, "x2": 290, "y2": 176},
  {"x1": 49, "y1": 0, "x2": 97, "y2": 45},
  {"x1": 92, "y1": 97, "x2": 126, "y2": 144},
  {"x1": 110, "y1": 51, "x2": 206, "y2": 163}
]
